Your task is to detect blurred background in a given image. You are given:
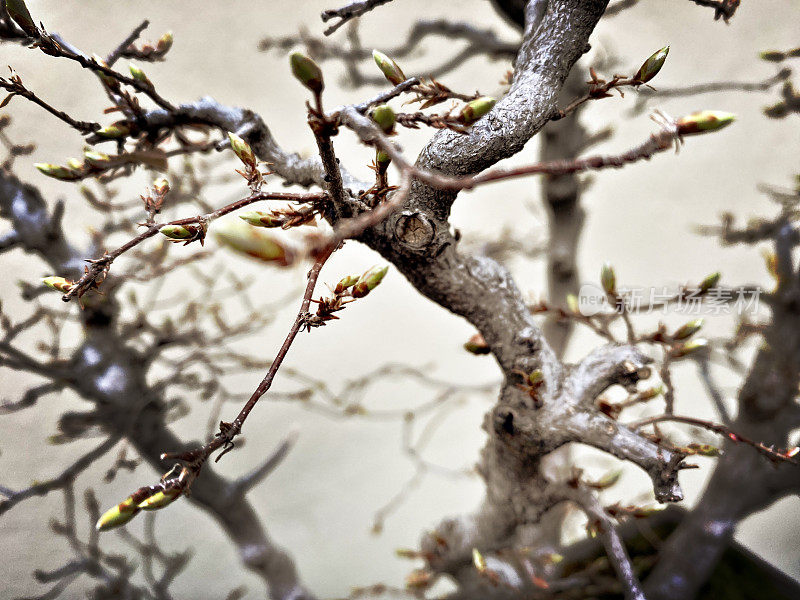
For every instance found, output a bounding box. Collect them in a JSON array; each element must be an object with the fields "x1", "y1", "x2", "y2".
[{"x1": 1, "y1": 1, "x2": 799, "y2": 598}]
